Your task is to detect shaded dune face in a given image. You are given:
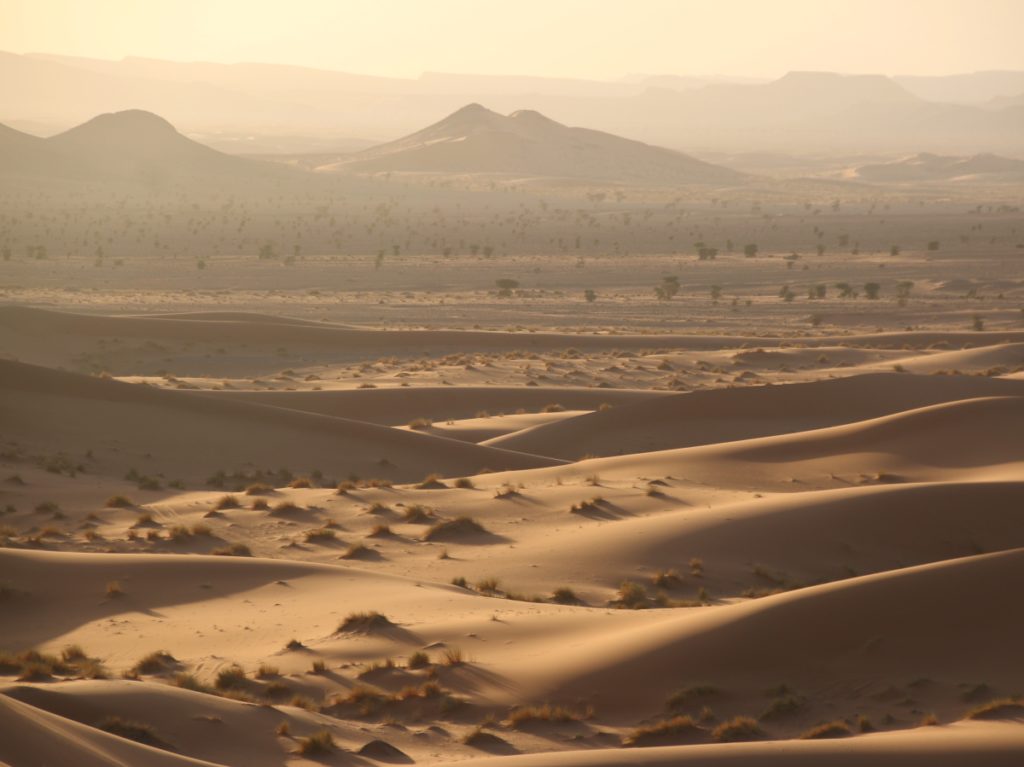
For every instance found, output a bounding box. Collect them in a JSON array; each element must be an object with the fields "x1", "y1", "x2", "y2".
[{"x1": 3, "y1": 307, "x2": 1024, "y2": 766}]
